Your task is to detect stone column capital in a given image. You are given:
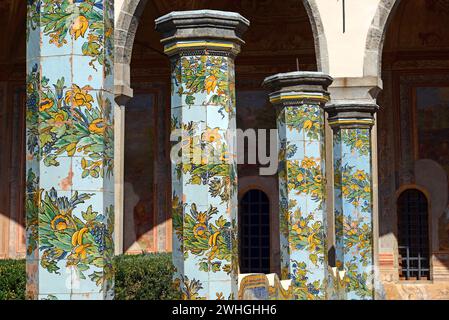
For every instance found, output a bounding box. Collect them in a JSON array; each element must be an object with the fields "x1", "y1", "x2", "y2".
[
  {"x1": 155, "y1": 10, "x2": 250, "y2": 57},
  {"x1": 325, "y1": 76, "x2": 381, "y2": 128},
  {"x1": 262, "y1": 71, "x2": 333, "y2": 107},
  {"x1": 324, "y1": 101, "x2": 379, "y2": 128}
]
